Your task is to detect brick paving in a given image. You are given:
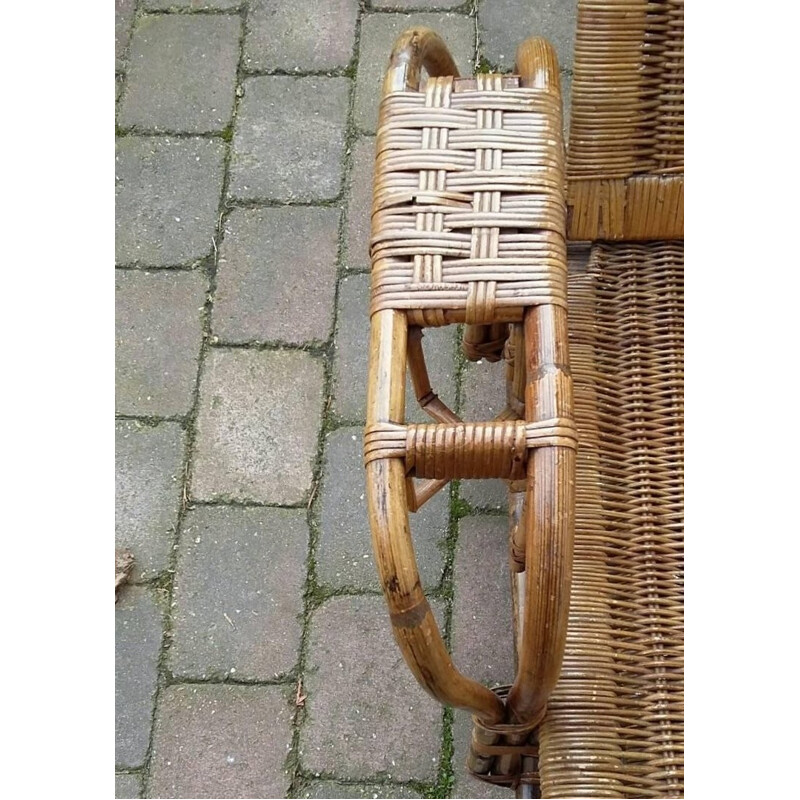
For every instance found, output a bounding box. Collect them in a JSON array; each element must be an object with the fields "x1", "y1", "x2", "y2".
[{"x1": 115, "y1": 2, "x2": 577, "y2": 797}]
